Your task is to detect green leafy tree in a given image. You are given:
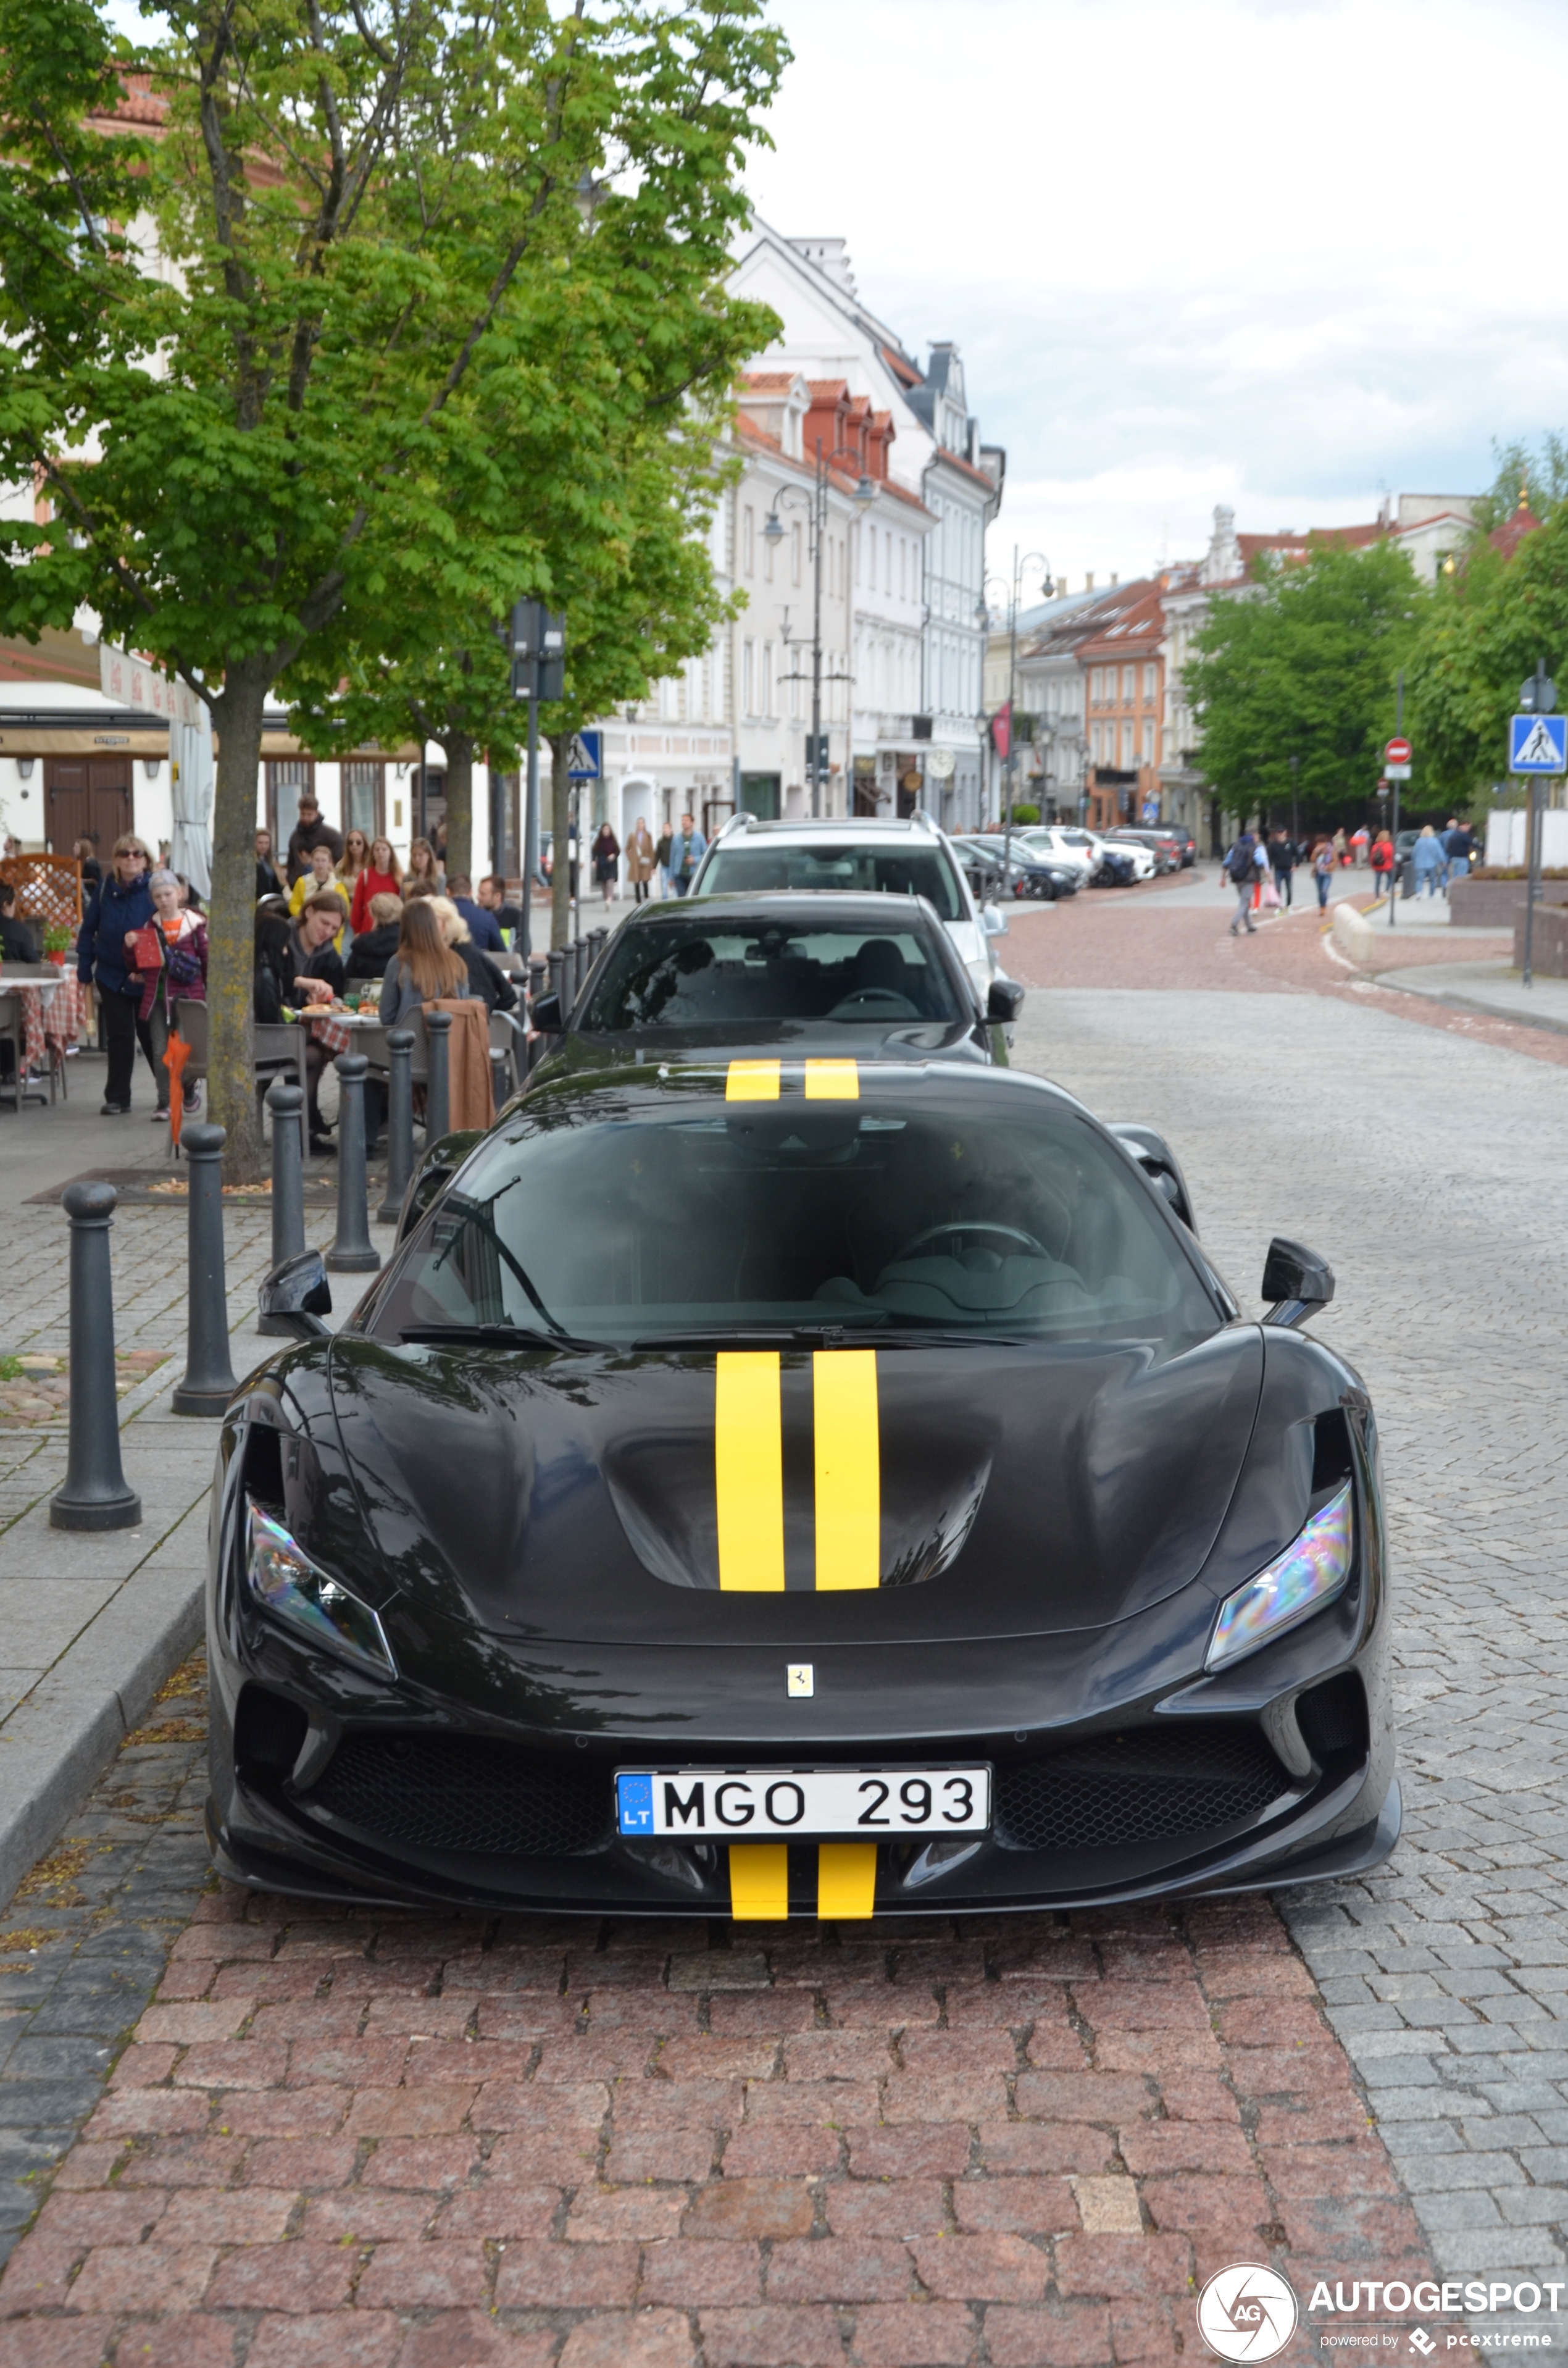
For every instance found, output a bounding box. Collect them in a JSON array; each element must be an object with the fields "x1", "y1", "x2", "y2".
[
  {"x1": 0, "y1": 0, "x2": 785, "y2": 1171},
  {"x1": 1472, "y1": 434, "x2": 1568, "y2": 533},
  {"x1": 1406, "y1": 508, "x2": 1568, "y2": 808},
  {"x1": 1185, "y1": 540, "x2": 1427, "y2": 830}
]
